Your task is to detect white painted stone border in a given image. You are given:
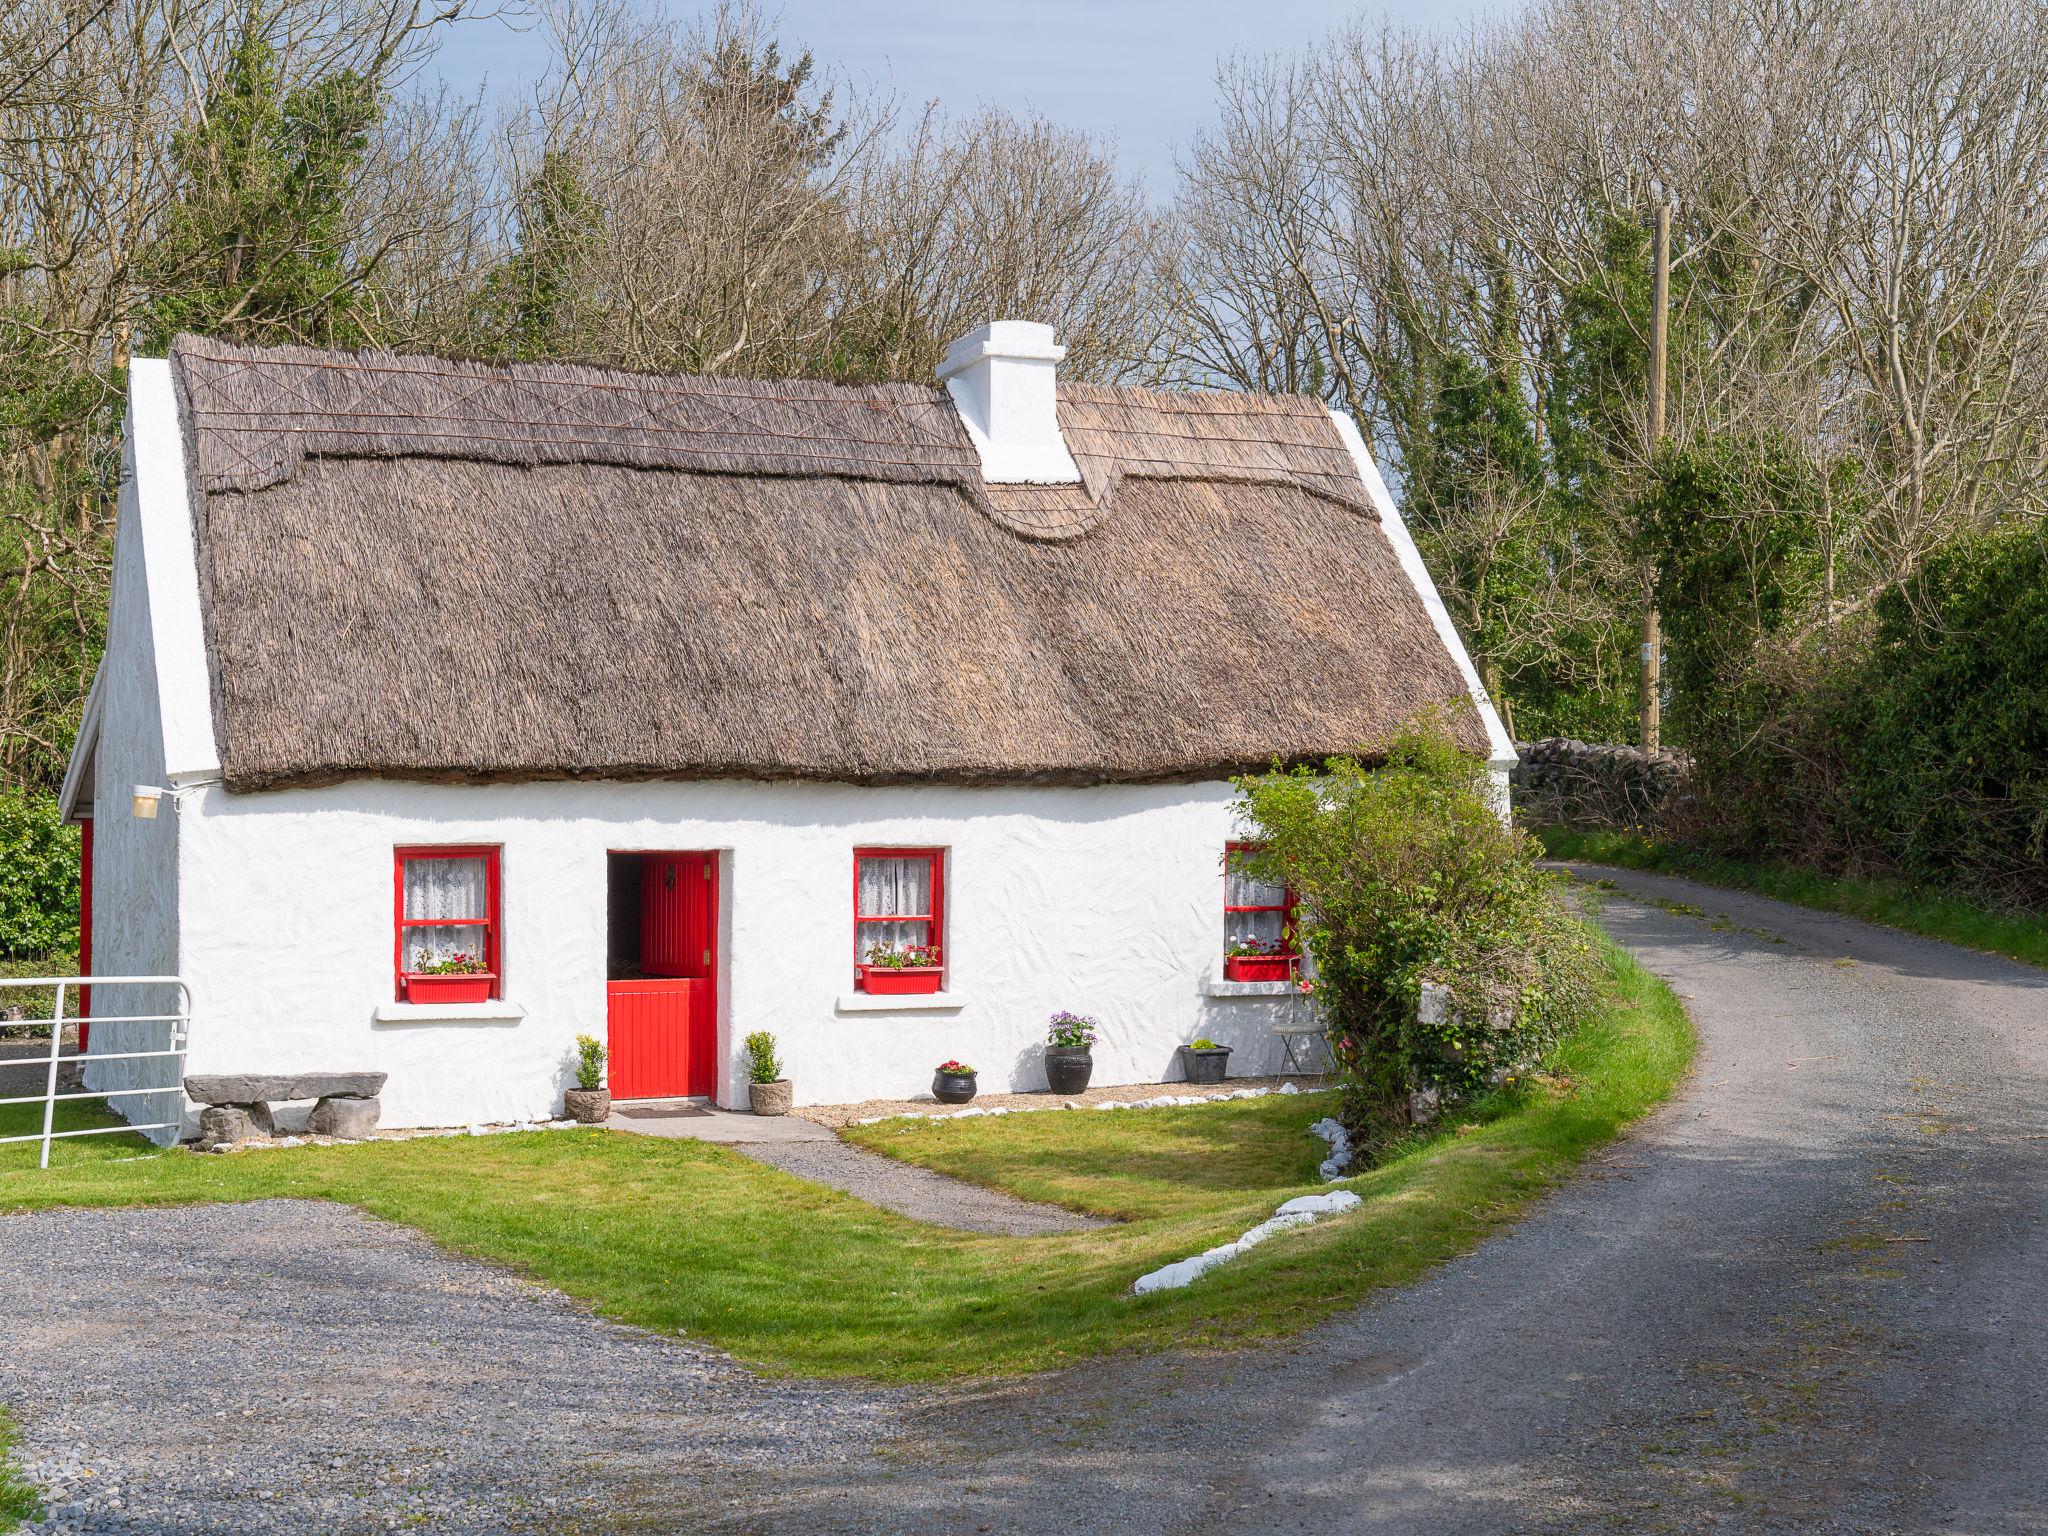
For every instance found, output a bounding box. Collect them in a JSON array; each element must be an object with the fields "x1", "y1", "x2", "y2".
[
  {"x1": 1133, "y1": 1190, "x2": 1363, "y2": 1294},
  {"x1": 850, "y1": 1080, "x2": 1313, "y2": 1126}
]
